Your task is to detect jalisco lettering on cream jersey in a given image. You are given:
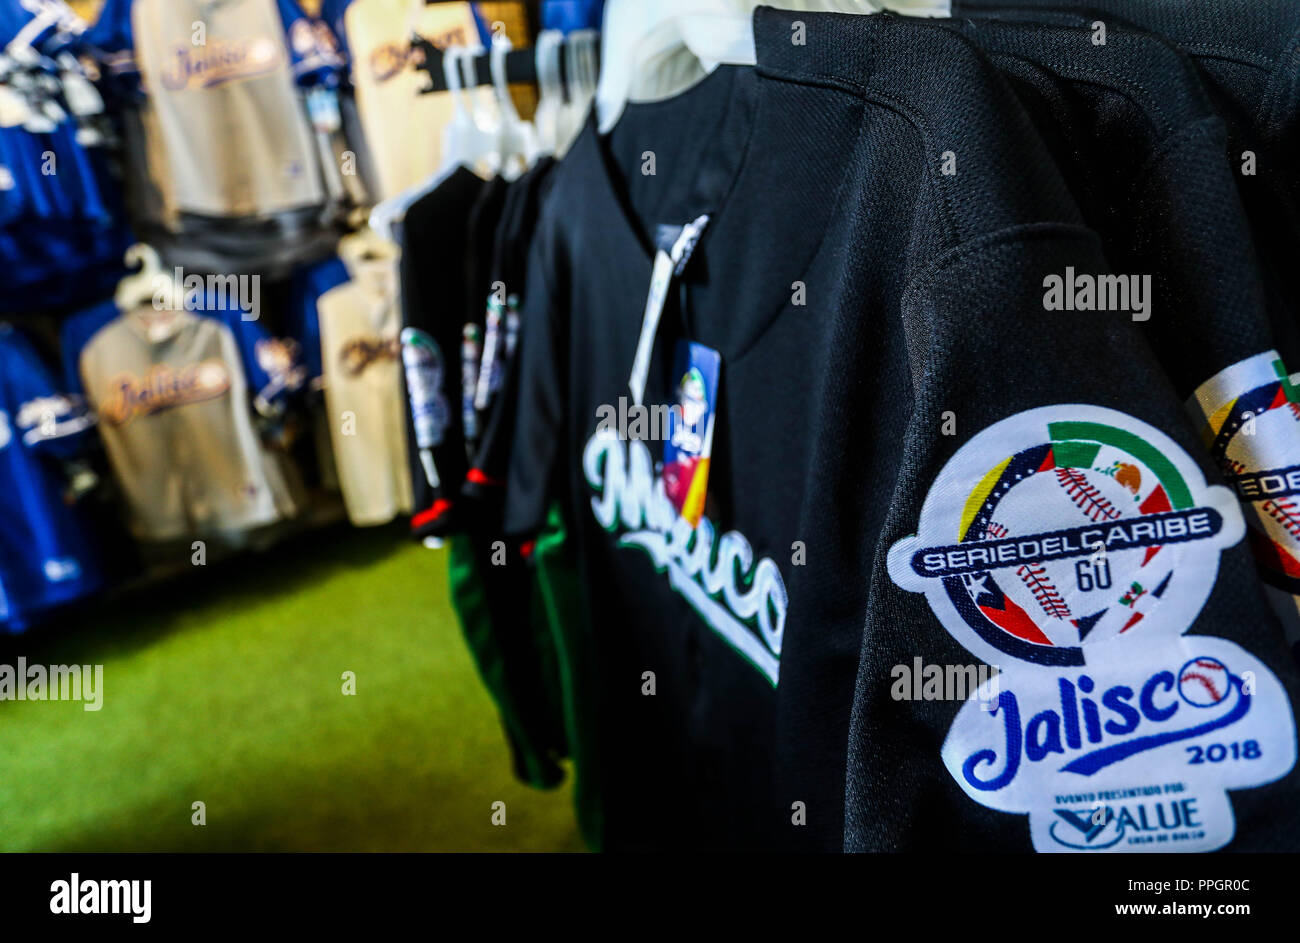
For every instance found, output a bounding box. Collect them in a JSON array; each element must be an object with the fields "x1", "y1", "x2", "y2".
[
  {"x1": 314, "y1": 234, "x2": 412, "y2": 527},
  {"x1": 88, "y1": 0, "x2": 336, "y2": 221},
  {"x1": 158, "y1": 36, "x2": 283, "y2": 91},
  {"x1": 584, "y1": 430, "x2": 788, "y2": 685},
  {"x1": 98, "y1": 359, "x2": 232, "y2": 426},
  {"x1": 75, "y1": 307, "x2": 300, "y2": 541},
  {"x1": 338, "y1": 335, "x2": 400, "y2": 376}
]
